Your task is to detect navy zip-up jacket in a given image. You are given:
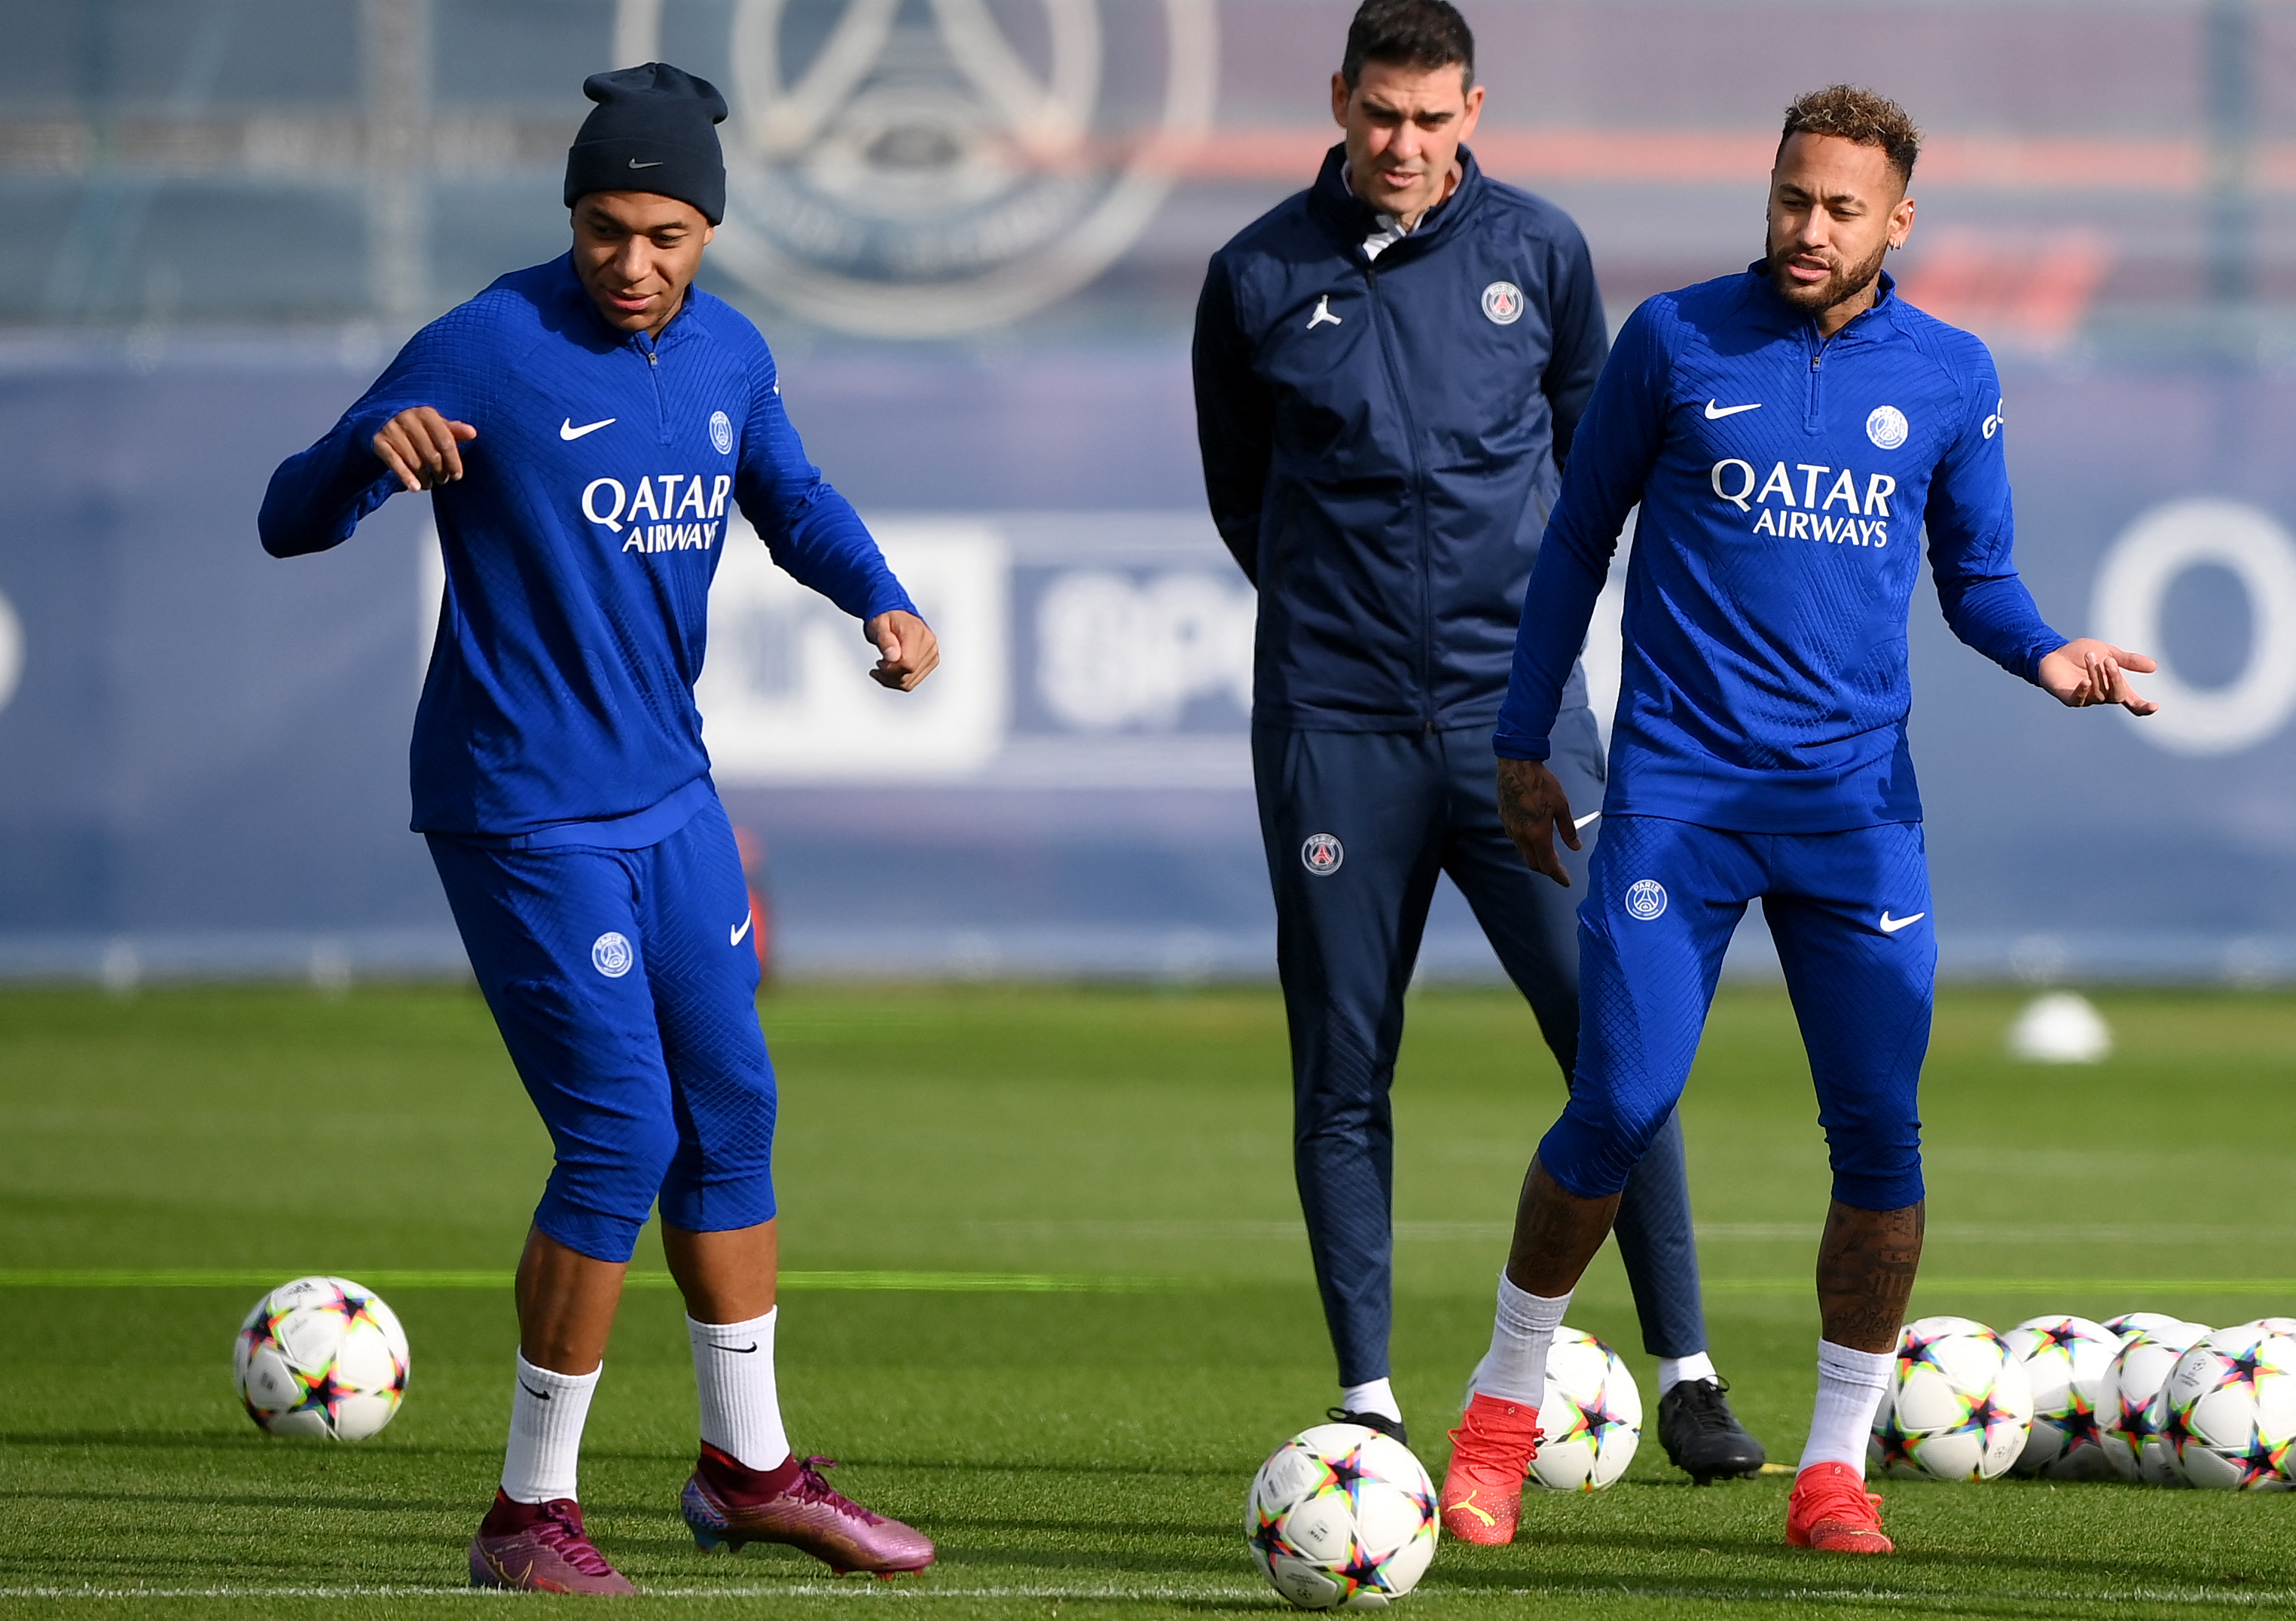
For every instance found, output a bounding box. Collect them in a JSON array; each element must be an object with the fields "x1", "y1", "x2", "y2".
[
  {"x1": 1498, "y1": 265, "x2": 2064, "y2": 832},
  {"x1": 1192, "y1": 144, "x2": 1607, "y2": 732},
  {"x1": 260, "y1": 254, "x2": 914, "y2": 842}
]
